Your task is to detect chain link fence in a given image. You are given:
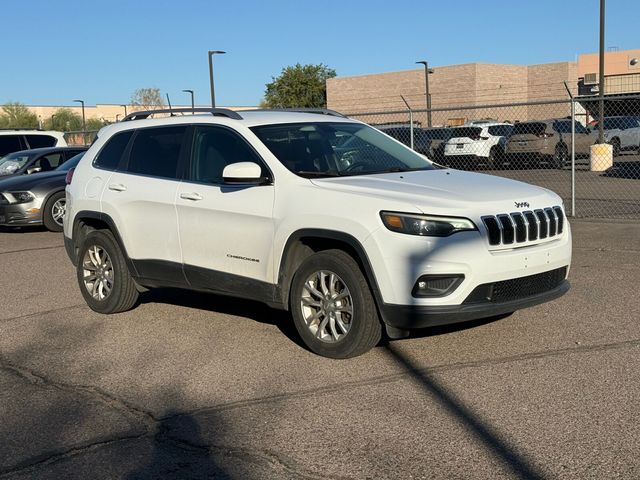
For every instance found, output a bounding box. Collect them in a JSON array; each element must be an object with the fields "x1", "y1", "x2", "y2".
[{"x1": 346, "y1": 94, "x2": 640, "y2": 220}]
